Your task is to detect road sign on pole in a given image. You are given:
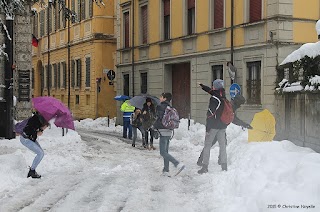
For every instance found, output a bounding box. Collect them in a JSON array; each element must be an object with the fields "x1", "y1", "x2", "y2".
[{"x1": 229, "y1": 83, "x2": 241, "y2": 99}]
